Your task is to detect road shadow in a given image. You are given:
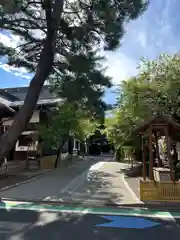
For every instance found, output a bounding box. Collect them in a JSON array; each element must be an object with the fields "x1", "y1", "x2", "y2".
[
  {"x1": 87, "y1": 171, "x2": 116, "y2": 186},
  {"x1": 42, "y1": 170, "x2": 125, "y2": 206},
  {"x1": 85, "y1": 170, "x2": 125, "y2": 205},
  {"x1": 0, "y1": 207, "x2": 177, "y2": 240}
]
